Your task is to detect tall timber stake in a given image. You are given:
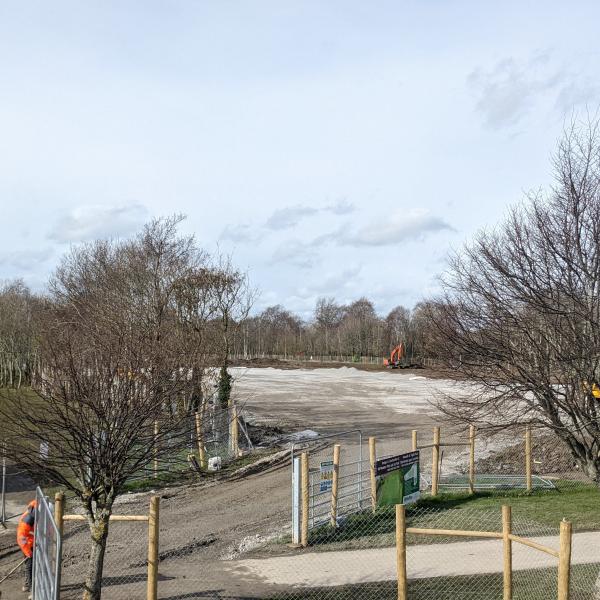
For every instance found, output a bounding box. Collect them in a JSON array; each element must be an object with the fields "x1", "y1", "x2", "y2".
[
  {"x1": 525, "y1": 426, "x2": 532, "y2": 493},
  {"x1": 558, "y1": 519, "x2": 572, "y2": 600},
  {"x1": 369, "y1": 437, "x2": 377, "y2": 512},
  {"x1": 431, "y1": 427, "x2": 440, "y2": 497},
  {"x1": 301, "y1": 452, "x2": 309, "y2": 547},
  {"x1": 330, "y1": 444, "x2": 340, "y2": 527},
  {"x1": 195, "y1": 410, "x2": 207, "y2": 469},
  {"x1": 147, "y1": 496, "x2": 160, "y2": 600},
  {"x1": 411, "y1": 430, "x2": 418, "y2": 452},
  {"x1": 469, "y1": 425, "x2": 476, "y2": 494},
  {"x1": 54, "y1": 492, "x2": 64, "y2": 537},
  {"x1": 502, "y1": 505, "x2": 512, "y2": 600},
  {"x1": 396, "y1": 504, "x2": 407, "y2": 600},
  {"x1": 153, "y1": 420, "x2": 159, "y2": 479},
  {"x1": 231, "y1": 405, "x2": 240, "y2": 457}
]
